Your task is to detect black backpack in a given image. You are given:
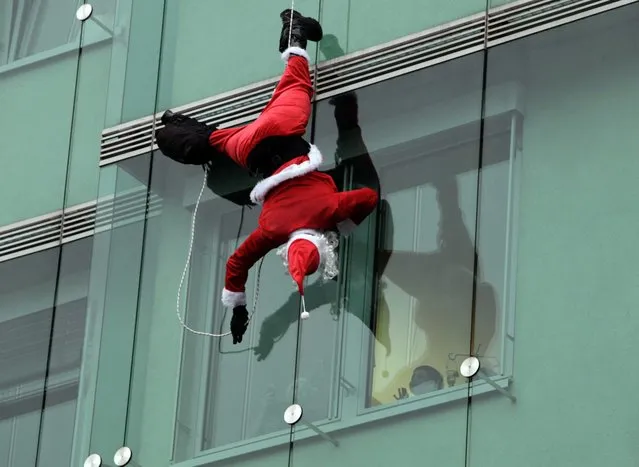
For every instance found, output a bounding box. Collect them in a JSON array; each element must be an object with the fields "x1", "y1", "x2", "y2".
[
  {"x1": 155, "y1": 110, "x2": 255, "y2": 206},
  {"x1": 155, "y1": 110, "x2": 217, "y2": 165}
]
